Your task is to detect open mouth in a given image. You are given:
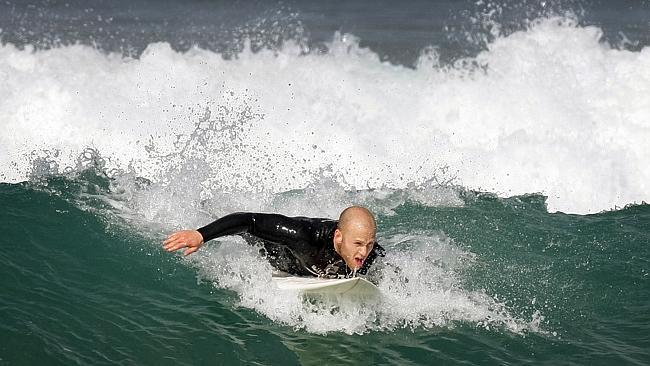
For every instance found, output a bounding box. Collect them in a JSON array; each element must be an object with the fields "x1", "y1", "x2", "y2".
[{"x1": 354, "y1": 258, "x2": 364, "y2": 268}]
